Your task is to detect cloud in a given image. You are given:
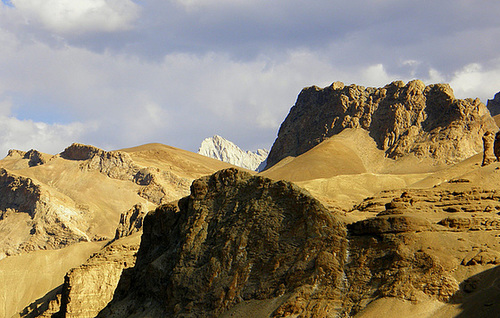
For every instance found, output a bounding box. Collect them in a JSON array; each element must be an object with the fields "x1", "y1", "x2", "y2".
[
  {"x1": 0, "y1": 0, "x2": 500, "y2": 154},
  {"x1": 0, "y1": 115, "x2": 87, "y2": 156},
  {"x1": 449, "y1": 61, "x2": 500, "y2": 102},
  {"x1": 10, "y1": 0, "x2": 140, "y2": 34}
]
